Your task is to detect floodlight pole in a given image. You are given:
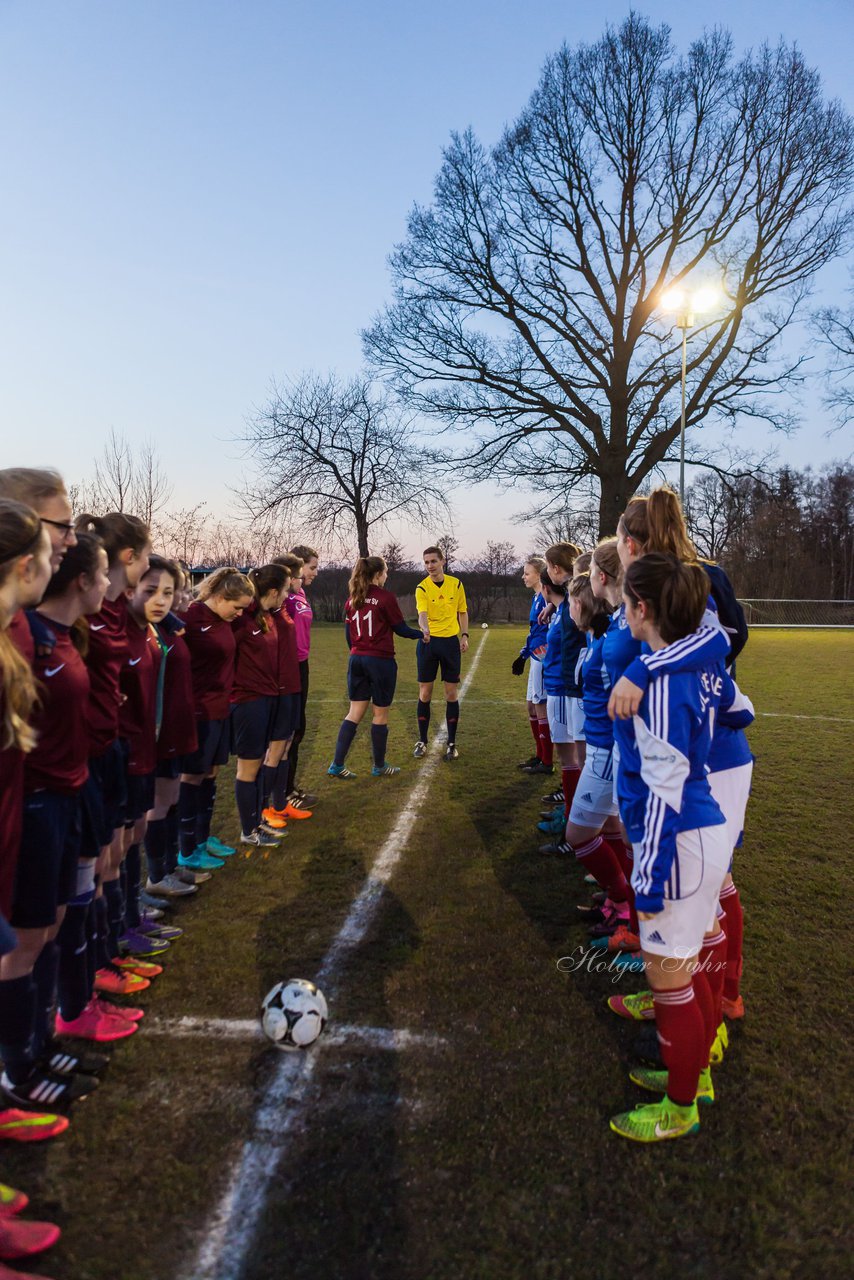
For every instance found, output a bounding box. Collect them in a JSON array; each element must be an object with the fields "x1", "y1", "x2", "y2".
[{"x1": 676, "y1": 313, "x2": 693, "y2": 506}]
